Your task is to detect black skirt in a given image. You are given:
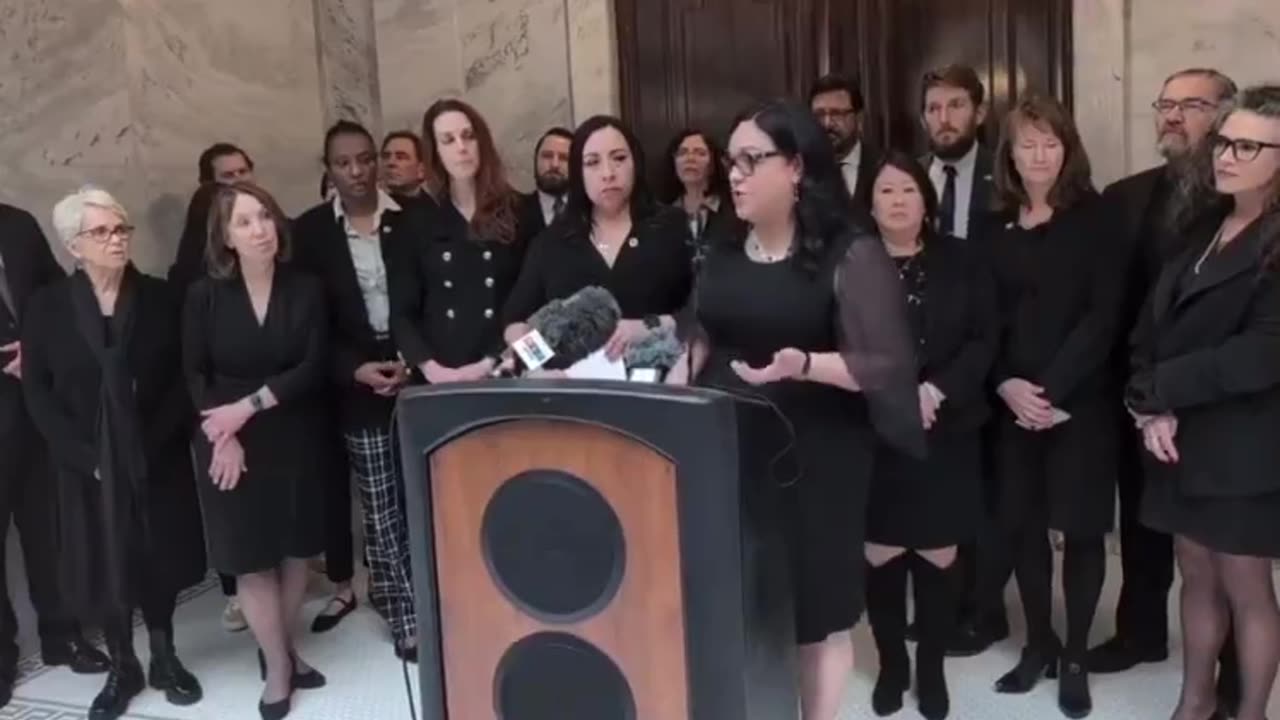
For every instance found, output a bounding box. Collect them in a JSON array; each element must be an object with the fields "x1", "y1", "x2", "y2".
[
  {"x1": 867, "y1": 431, "x2": 983, "y2": 549},
  {"x1": 1142, "y1": 462, "x2": 1280, "y2": 558}
]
